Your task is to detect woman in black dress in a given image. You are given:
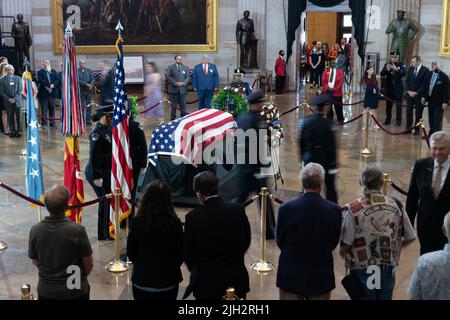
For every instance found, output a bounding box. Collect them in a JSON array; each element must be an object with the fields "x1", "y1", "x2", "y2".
[{"x1": 363, "y1": 65, "x2": 381, "y2": 130}]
